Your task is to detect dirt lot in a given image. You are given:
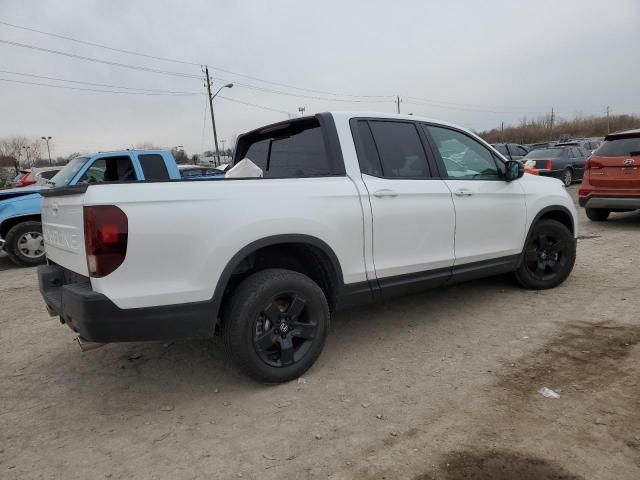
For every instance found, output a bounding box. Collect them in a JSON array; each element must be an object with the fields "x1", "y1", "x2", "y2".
[{"x1": 1, "y1": 186, "x2": 639, "y2": 480}]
